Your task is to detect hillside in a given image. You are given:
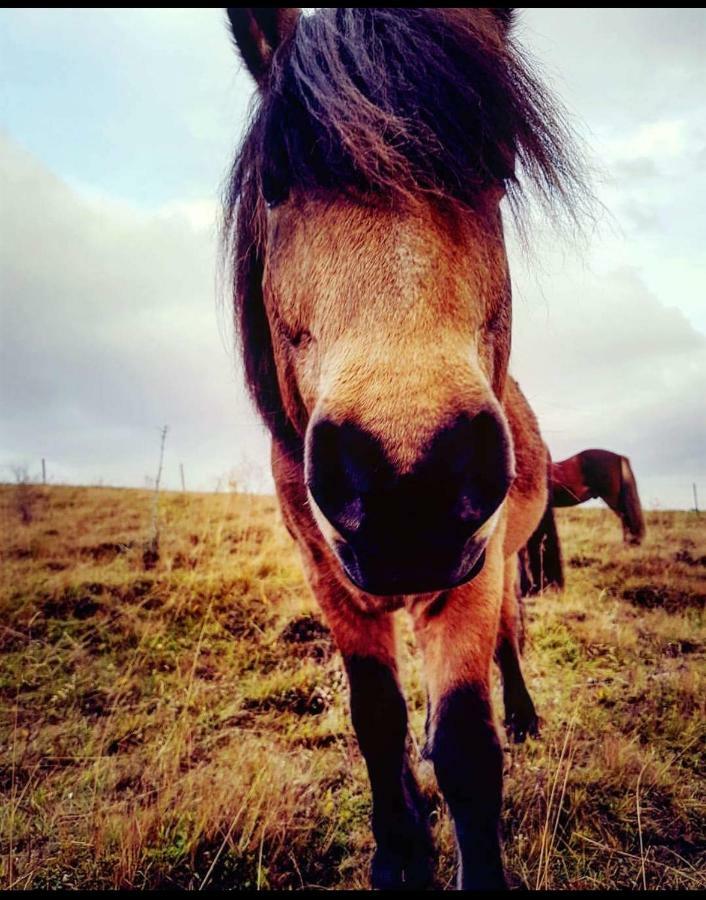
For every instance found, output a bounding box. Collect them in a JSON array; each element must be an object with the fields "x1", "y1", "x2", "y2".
[{"x1": 1, "y1": 484, "x2": 704, "y2": 889}]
